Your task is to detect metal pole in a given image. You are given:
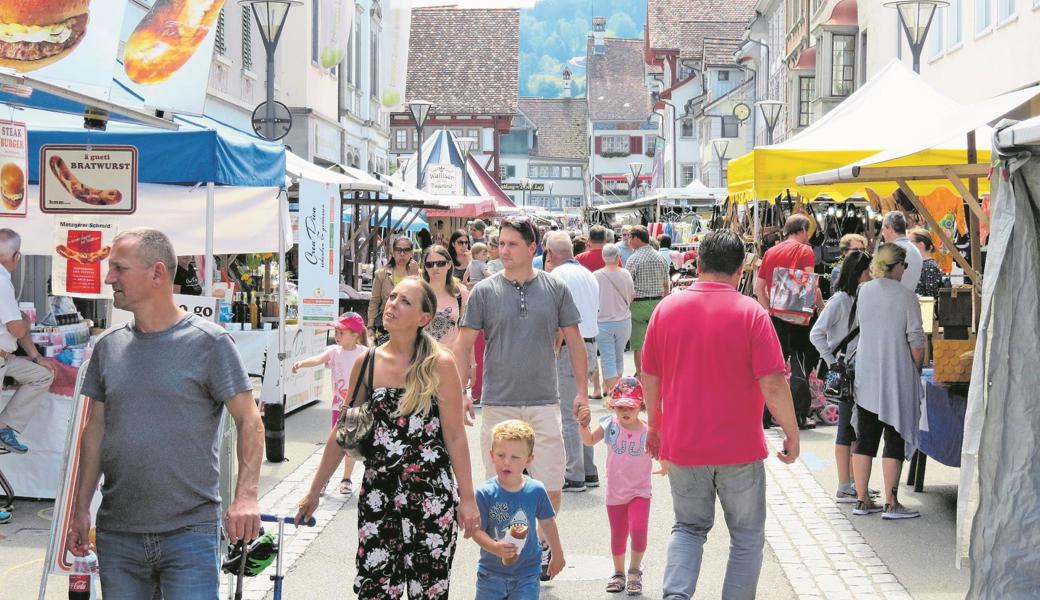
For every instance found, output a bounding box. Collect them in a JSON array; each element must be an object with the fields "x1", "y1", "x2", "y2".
[
  {"x1": 265, "y1": 47, "x2": 276, "y2": 139},
  {"x1": 967, "y1": 130, "x2": 982, "y2": 326},
  {"x1": 415, "y1": 125, "x2": 423, "y2": 188},
  {"x1": 277, "y1": 187, "x2": 287, "y2": 356},
  {"x1": 205, "y1": 182, "x2": 215, "y2": 296}
]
